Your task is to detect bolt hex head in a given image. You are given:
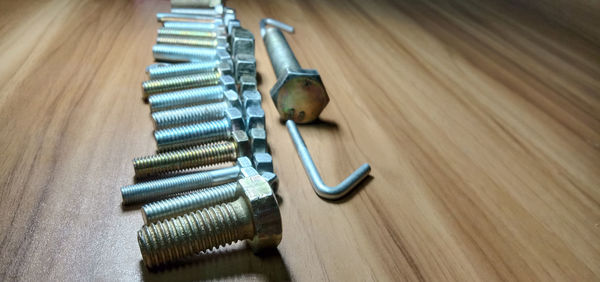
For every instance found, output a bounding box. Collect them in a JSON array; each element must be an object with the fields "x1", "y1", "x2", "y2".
[
  {"x1": 242, "y1": 90, "x2": 262, "y2": 109},
  {"x1": 249, "y1": 128, "x2": 267, "y2": 153},
  {"x1": 234, "y1": 54, "x2": 257, "y2": 81},
  {"x1": 260, "y1": 171, "x2": 278, "y2": 192},
  {"x1": 224, "y1": 90, "x2": 242, "y2": 111},
  {"x1": 270, "y1": 69, "x2": 329, "y2": 123},
  {"x1": 230, "y1": 27, "x2": 254, "y2": 57},
  {"x1": 238, "y1": 175, "x2": 282, "y2": 252},
  {"x1": 240, "y1": 167, "x2": 259, "y2": 178},
  {"x1": 232, "y1": 130, "x2": 250, "y2": 157},
  {"x1": 245, "y1": 106, "x2": 265, "y2": 130},
  {"x1": 220, "y1": 75, "x2": 236, "y2": 91},
  {"x1": 253, "y1": 153, "x2": 273, "y2": 173},
  {"x1": 236, "y1": 156, "x2": 253, "y2": 168},
  {"x1": 225, "y1": 107, "x2": 244, "y2": 131},
  {"x1": 217, "y1": 61, "x2": 232, "y2": 76},
  {"x1": 239, "y1": 75, "x2": 257, "y2": 93}
]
